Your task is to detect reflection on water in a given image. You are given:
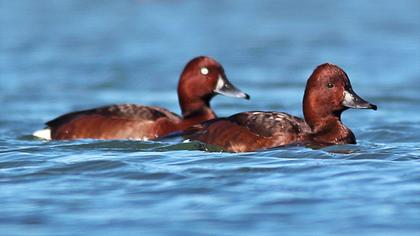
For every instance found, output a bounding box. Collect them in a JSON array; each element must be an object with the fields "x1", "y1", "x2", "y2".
[{"x1": 1, "y1": 0, "x2": 420, "y2": 235}]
